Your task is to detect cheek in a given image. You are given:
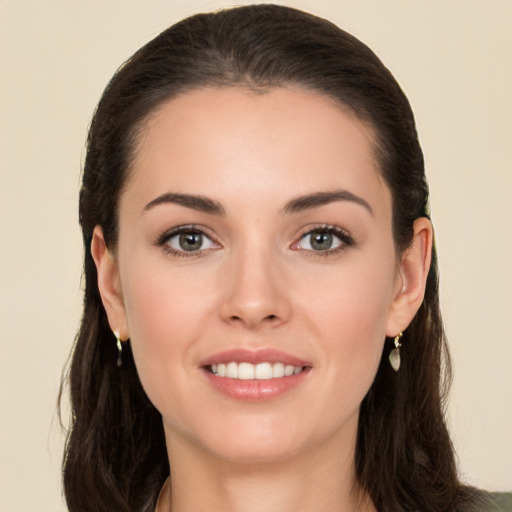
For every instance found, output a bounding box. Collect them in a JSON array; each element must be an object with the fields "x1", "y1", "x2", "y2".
[
  {"x1": 124, "y1": 273, "x2": 201, "y2": 338},
  {"x1": 121, "y1": 247, "x2": 218, "y2": 340},
  {"x1": 299, "y1": 250, "x2": 397, "y2": 385},
  {"x1": 119, "y1": 261, "x2": 215, "y2": 411},
  {"x1": 302, "y1": 251, "x2": 397, "y2": 338}
]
